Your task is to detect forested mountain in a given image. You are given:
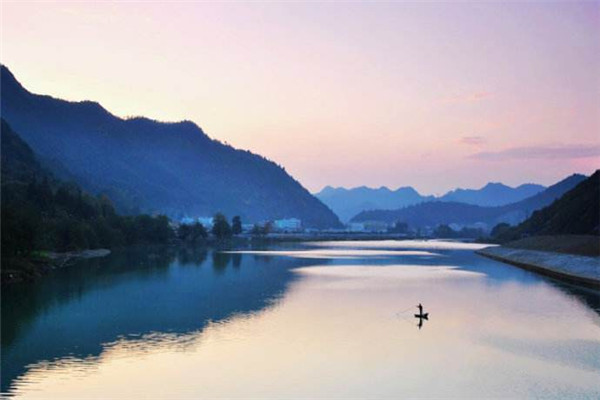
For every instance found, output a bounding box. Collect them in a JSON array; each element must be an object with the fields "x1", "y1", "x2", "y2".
[
  {"x1": 495, "y1": 171, "x2": 599, "y2": 241},
  {"x1": 315, "y1": 186, "x2": 433, "y2": 222},
  {"x1": 351, "y1": 174, "x2": 586, "y2": 231},
  {"x1": 0, "y1": 119, "x2": 45, "y2": 182},
  {"x1": 438, "y1": 182, "x2": 545, "y2": 206},
  {"x1": 316, "y1": 181, "x2": 545, "y2": 222},
  {"x1": 1, "y1": 66, "x2": 341, "y2": 228},
  {"x1": 1, "y1": 119, "x2": 173, "y2": 259}
]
